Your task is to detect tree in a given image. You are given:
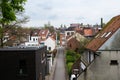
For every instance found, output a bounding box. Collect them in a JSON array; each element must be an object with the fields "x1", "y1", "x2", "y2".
[
  {"x1": 44, "y1": 23, "x2": 55, "y2": 33},
  {"x1": 0, "y1": 0, "x2": 27, "y2": 47}
]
